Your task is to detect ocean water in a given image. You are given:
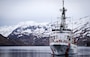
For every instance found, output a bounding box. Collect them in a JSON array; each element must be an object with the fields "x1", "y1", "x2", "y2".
[{"x1": 0, "y1": 46, "x2": 90, "y2": 57}]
